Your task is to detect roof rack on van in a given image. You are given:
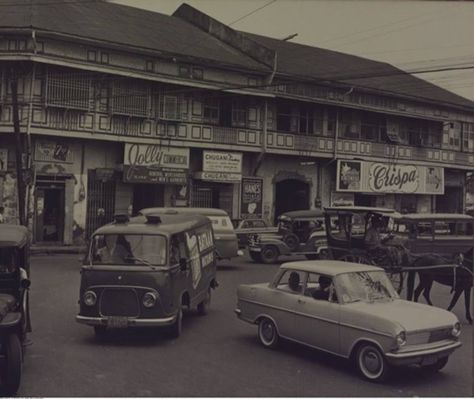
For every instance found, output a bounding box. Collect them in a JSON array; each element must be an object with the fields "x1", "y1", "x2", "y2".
[
  {"x1": 145, "y1": 215, "x2": 162, "y2": 224},
  {"x1": 114, "y1": 214, "x2": 129, "y2": 224}
]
